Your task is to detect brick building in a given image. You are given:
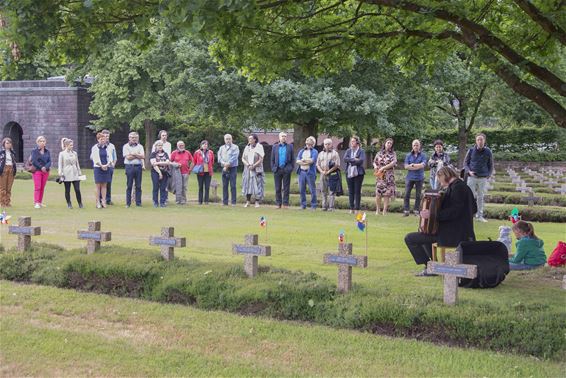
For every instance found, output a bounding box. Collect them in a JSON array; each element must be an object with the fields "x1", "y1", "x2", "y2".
[{"x1": 0, "y1": 79, "x2": 125, "y2": 167}]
